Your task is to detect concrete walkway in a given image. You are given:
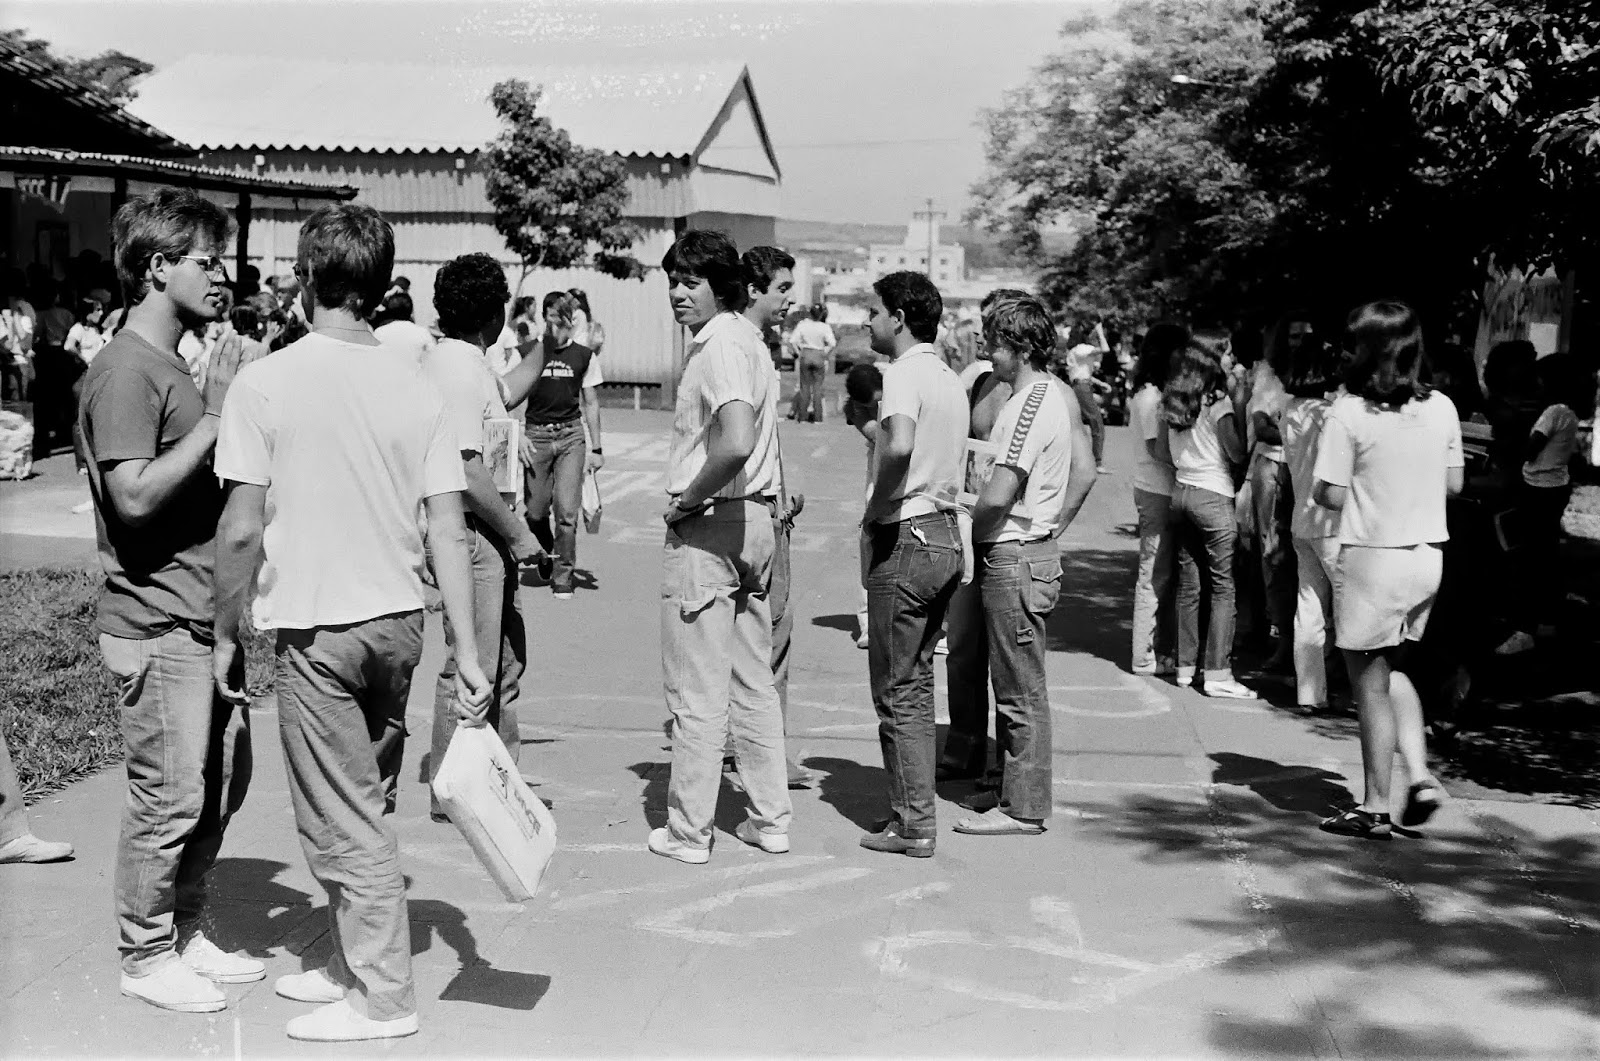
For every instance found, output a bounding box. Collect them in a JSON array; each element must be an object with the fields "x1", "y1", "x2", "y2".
[{"x1": 2, "y1": 412, "x2": 1596, "y2": 1057}]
